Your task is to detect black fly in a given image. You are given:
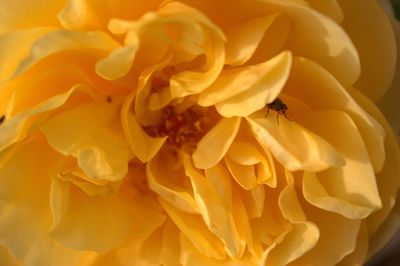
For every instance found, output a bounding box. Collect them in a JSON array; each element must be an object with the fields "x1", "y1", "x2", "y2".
[{"x1": 265, "y1": 98, "x2": 289, "y2": 124}]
